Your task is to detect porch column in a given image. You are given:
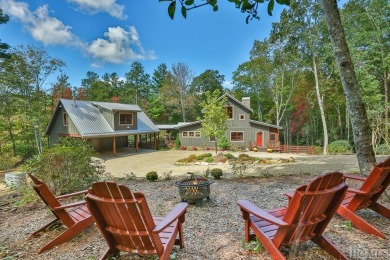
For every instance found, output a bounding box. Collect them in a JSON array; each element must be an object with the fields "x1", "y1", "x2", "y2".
[
  {"x1": 154, "y1": 133, "x2": 157, "y2": 150},
  {"x1": 135, "y1": 134, "x2": 139, "y2": 153},
  {"x1": 113, "y1": 136, "x2": 116, "y2": 156}
]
